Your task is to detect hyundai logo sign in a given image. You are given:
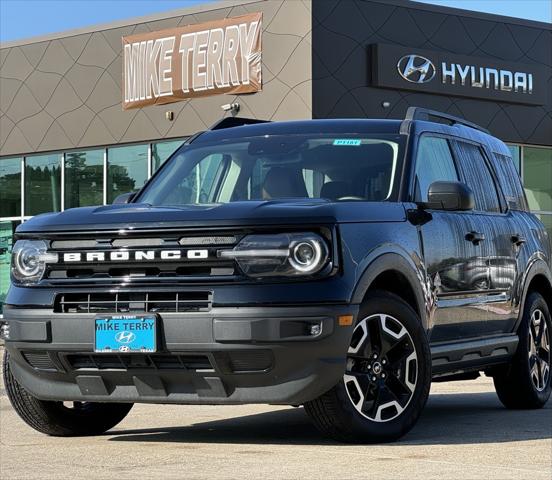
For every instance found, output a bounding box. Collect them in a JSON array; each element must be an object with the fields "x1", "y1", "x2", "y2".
[
  {"x1": 115, "y1": 331, "x2": 136, "y2": 344},
  {"x1": 375, "y1": 44, "x2": 545, "y2": 106},
  {"x1": 397, "y1": 54, "x2": 436, "y2": 84}
]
